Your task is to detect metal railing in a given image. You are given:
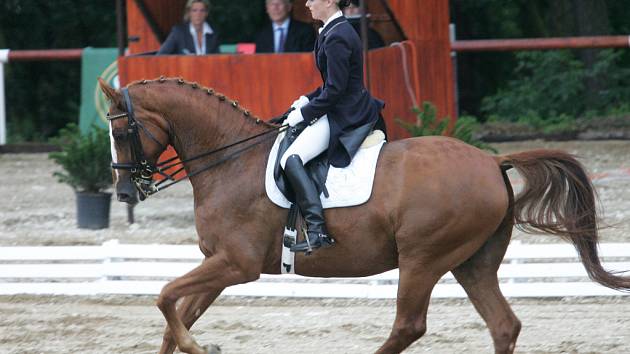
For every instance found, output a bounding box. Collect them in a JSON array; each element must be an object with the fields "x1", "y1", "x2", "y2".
[
  {"x1": 0, "y1": 49, "x2": 83, "y2": 145},
  {"x1": 452, "y1": 35, "x2": 630, "y2": 52}
]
